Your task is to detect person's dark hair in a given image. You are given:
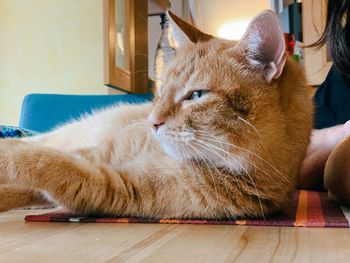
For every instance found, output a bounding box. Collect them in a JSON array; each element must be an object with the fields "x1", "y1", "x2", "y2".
[{"x1": 309, "y1": 0, "x2": 350, "y2": 76}]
